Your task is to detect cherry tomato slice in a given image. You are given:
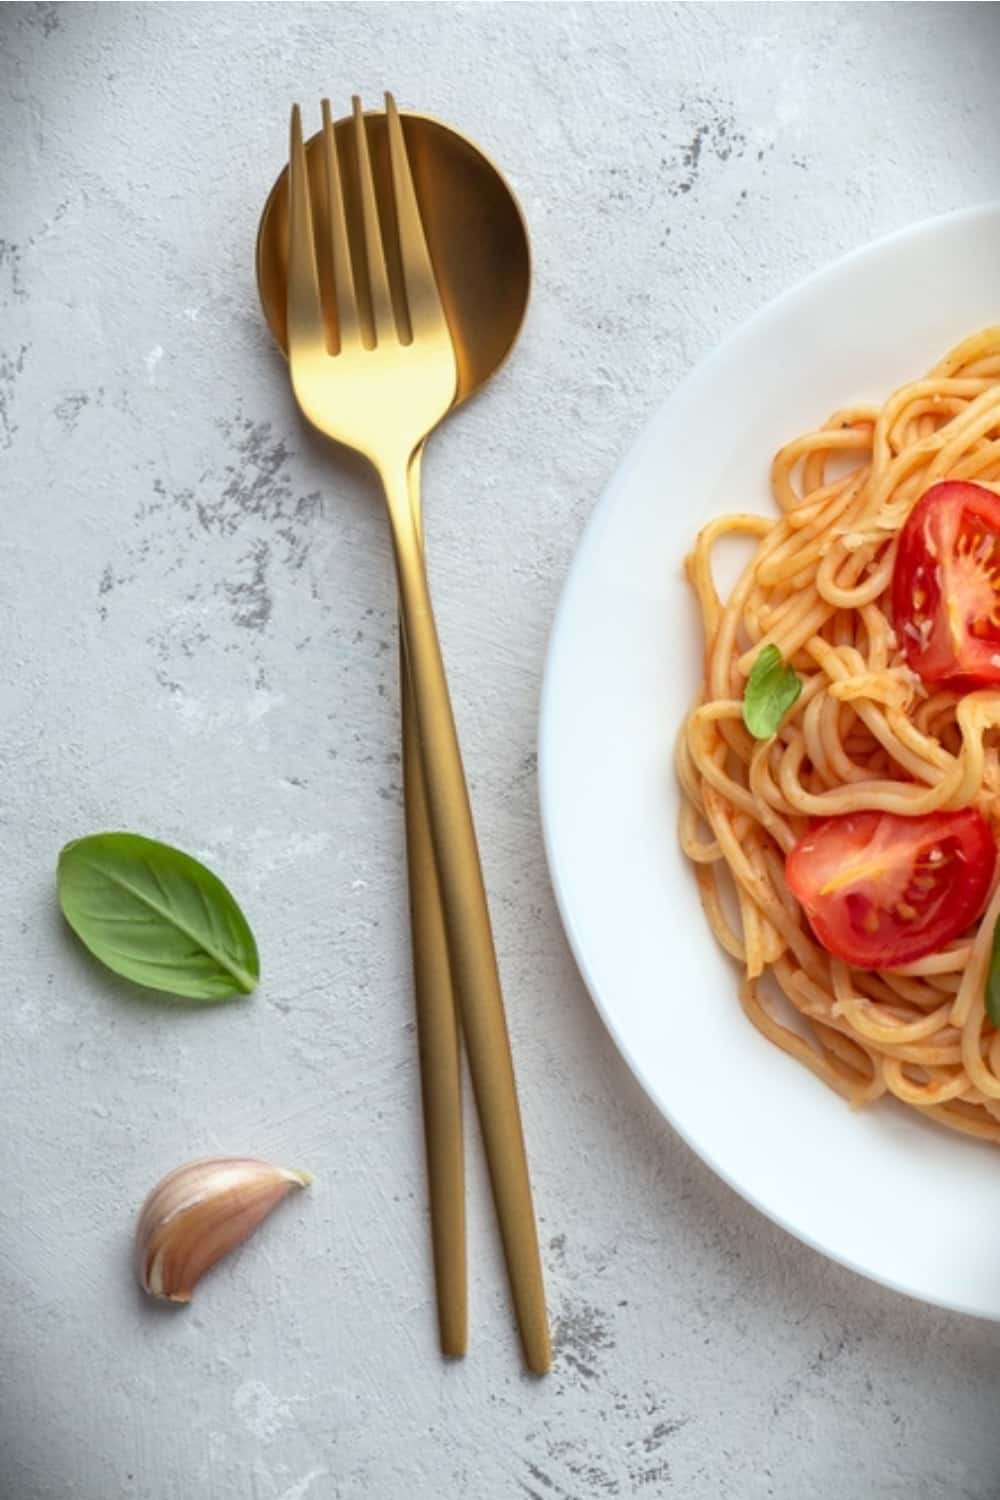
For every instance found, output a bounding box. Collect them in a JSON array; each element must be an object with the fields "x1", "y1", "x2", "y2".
[
  {"x1": 785, "y1": 807, "x2": 996, "y2": 967},
  {"x1": 892, "y1": 480, "x2": 1000, "y2": 689}
]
